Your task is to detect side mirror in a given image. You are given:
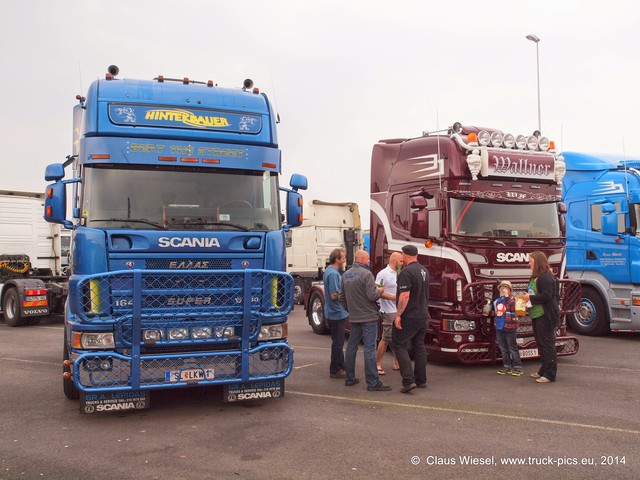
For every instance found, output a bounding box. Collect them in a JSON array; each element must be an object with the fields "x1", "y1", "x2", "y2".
[
  {"x1": 289, "y1": 174, "x2": 308, "y2": 191},
  {"x1": 45, "y1": 163, "x2": 65, "y2": 182},
  {"x1": 44, "y1": 182, "x2": 72, "y2": 228},
  {"x1": 557, "y1": 202, "x2": 567, "y2": 214},
  {"x1": 285, "y1": 191, "x2": 303, "y2": 228}
]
